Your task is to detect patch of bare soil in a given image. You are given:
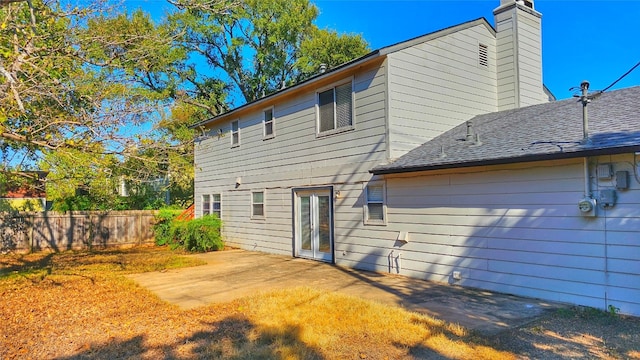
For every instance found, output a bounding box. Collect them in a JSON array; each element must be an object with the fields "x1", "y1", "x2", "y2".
[{"x1": 485, "y1": 307, "x2": 640, "y2": 359}]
